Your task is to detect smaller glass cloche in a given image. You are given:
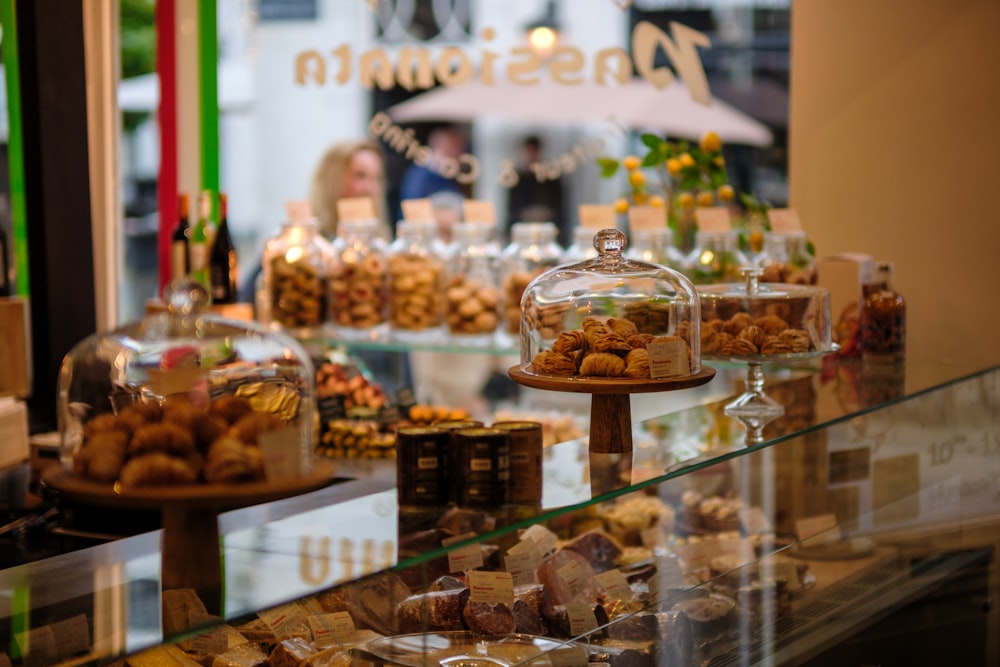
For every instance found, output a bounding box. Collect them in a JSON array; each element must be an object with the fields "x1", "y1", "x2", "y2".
[
  {"x1": 519, "y1": 228, "x2": 701, "y2": 379},
  {"x1": 57, "y1": 280, "x2": 316, "y2": 489}
]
